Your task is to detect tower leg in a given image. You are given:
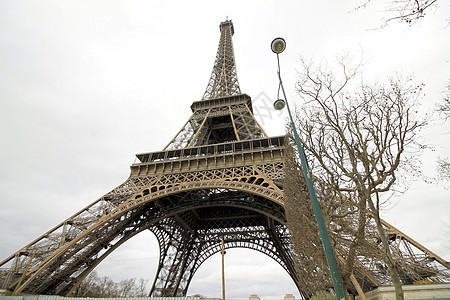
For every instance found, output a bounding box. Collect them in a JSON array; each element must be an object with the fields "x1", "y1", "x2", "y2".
[{"x1": 149, "y1": 219, "x2": 195, "y2": 296}]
